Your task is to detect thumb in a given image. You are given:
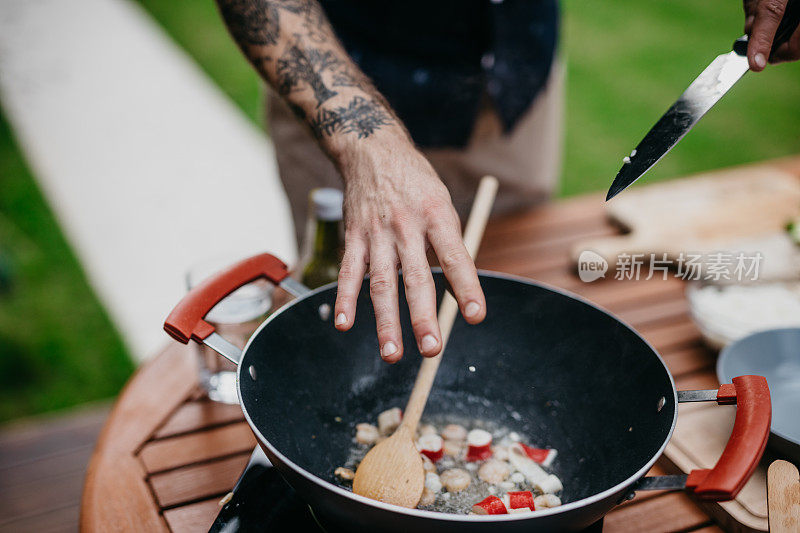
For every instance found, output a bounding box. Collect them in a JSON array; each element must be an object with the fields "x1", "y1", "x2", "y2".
[{"x1": 747, "y1": 0, "x2": 788, "y2": 71}]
